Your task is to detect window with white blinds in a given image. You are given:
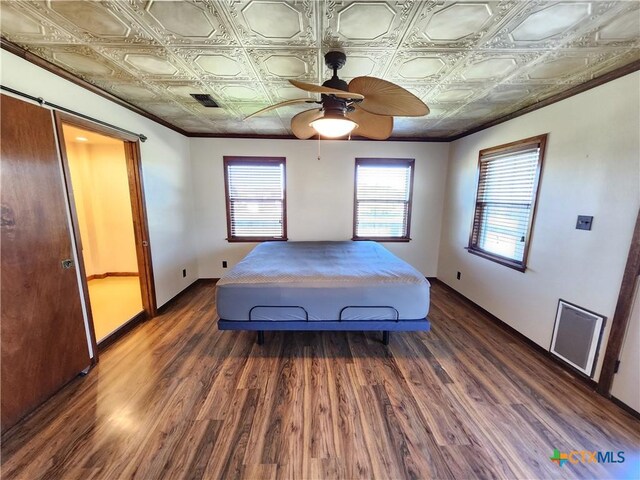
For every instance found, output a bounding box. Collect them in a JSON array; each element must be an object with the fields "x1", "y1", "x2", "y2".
[
  {"x1": 223, "y1": 157, "x2": 287, "y2": 241},
  {"x1": 353, "y1": 158, "x2": 414, "y2": 241},
  {"x1": 468, "y1": 135, "x2": 547, "y2": 270}
]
